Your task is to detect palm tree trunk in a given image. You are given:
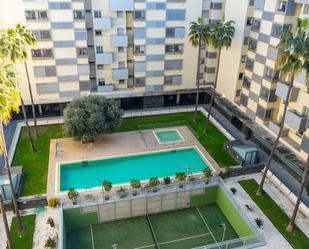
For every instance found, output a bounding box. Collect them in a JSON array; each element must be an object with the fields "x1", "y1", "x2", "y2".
[
  {"x1": 24, "y1": 62, "x2": 39, "y2": 137},
  {"x1": 0, "y1": 119, "x2": 24, "y2": 235},
  {"x1": 20, "y1": 97, "x2": 36, "y2": 153},
  {"x1": 204, "y1": 48, "x2": 222, "y2": 133},
  {"x1": 286, "y1": 154, "x2": 309, "y2": 232},
  {"x1": 256, "y1": 75, "x2": 295, "y2": 196},
  {"x1": 0, "y1": 192, "x2": 13, "y2": 249},
  {"x1": 193, "y1": 37, "x2": 202, "y2": 122}
]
